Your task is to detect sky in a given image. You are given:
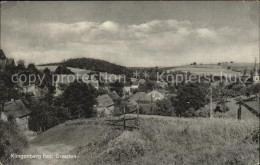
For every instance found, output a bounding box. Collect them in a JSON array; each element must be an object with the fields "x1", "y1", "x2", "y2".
[{"x1": 1, "y1": 1, "x2": 259, "y2": 67}]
